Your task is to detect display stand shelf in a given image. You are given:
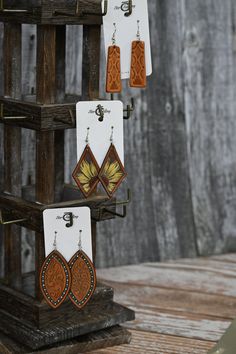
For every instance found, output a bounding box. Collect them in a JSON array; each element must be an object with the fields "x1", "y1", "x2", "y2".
[{"x1": 0, "y1": 1, "x2": 135, "y2": 351}]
